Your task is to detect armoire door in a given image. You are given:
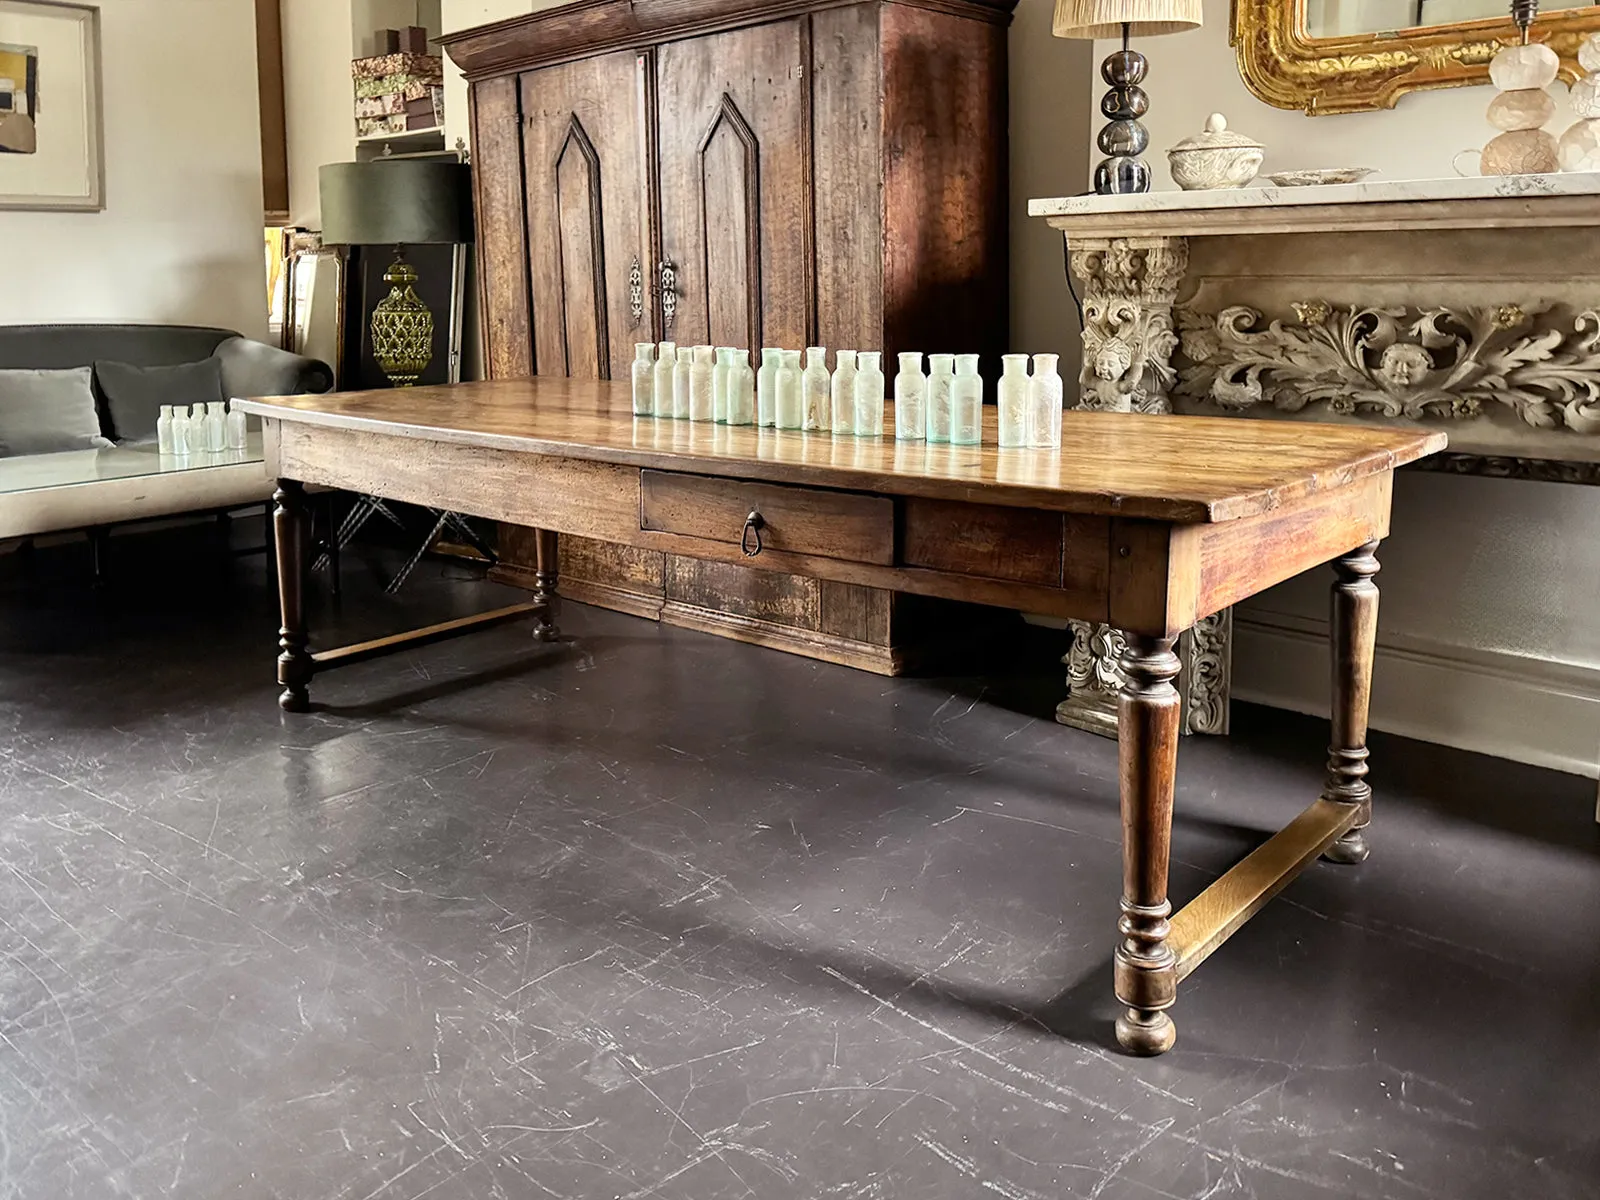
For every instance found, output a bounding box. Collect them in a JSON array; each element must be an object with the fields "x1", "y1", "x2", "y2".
[
  {"x1": 656, "y1": 20, "x2": 811, "y2": 354},
  {"x1": 520, "y1": 51, "x2": 652, "y2": 381}
]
